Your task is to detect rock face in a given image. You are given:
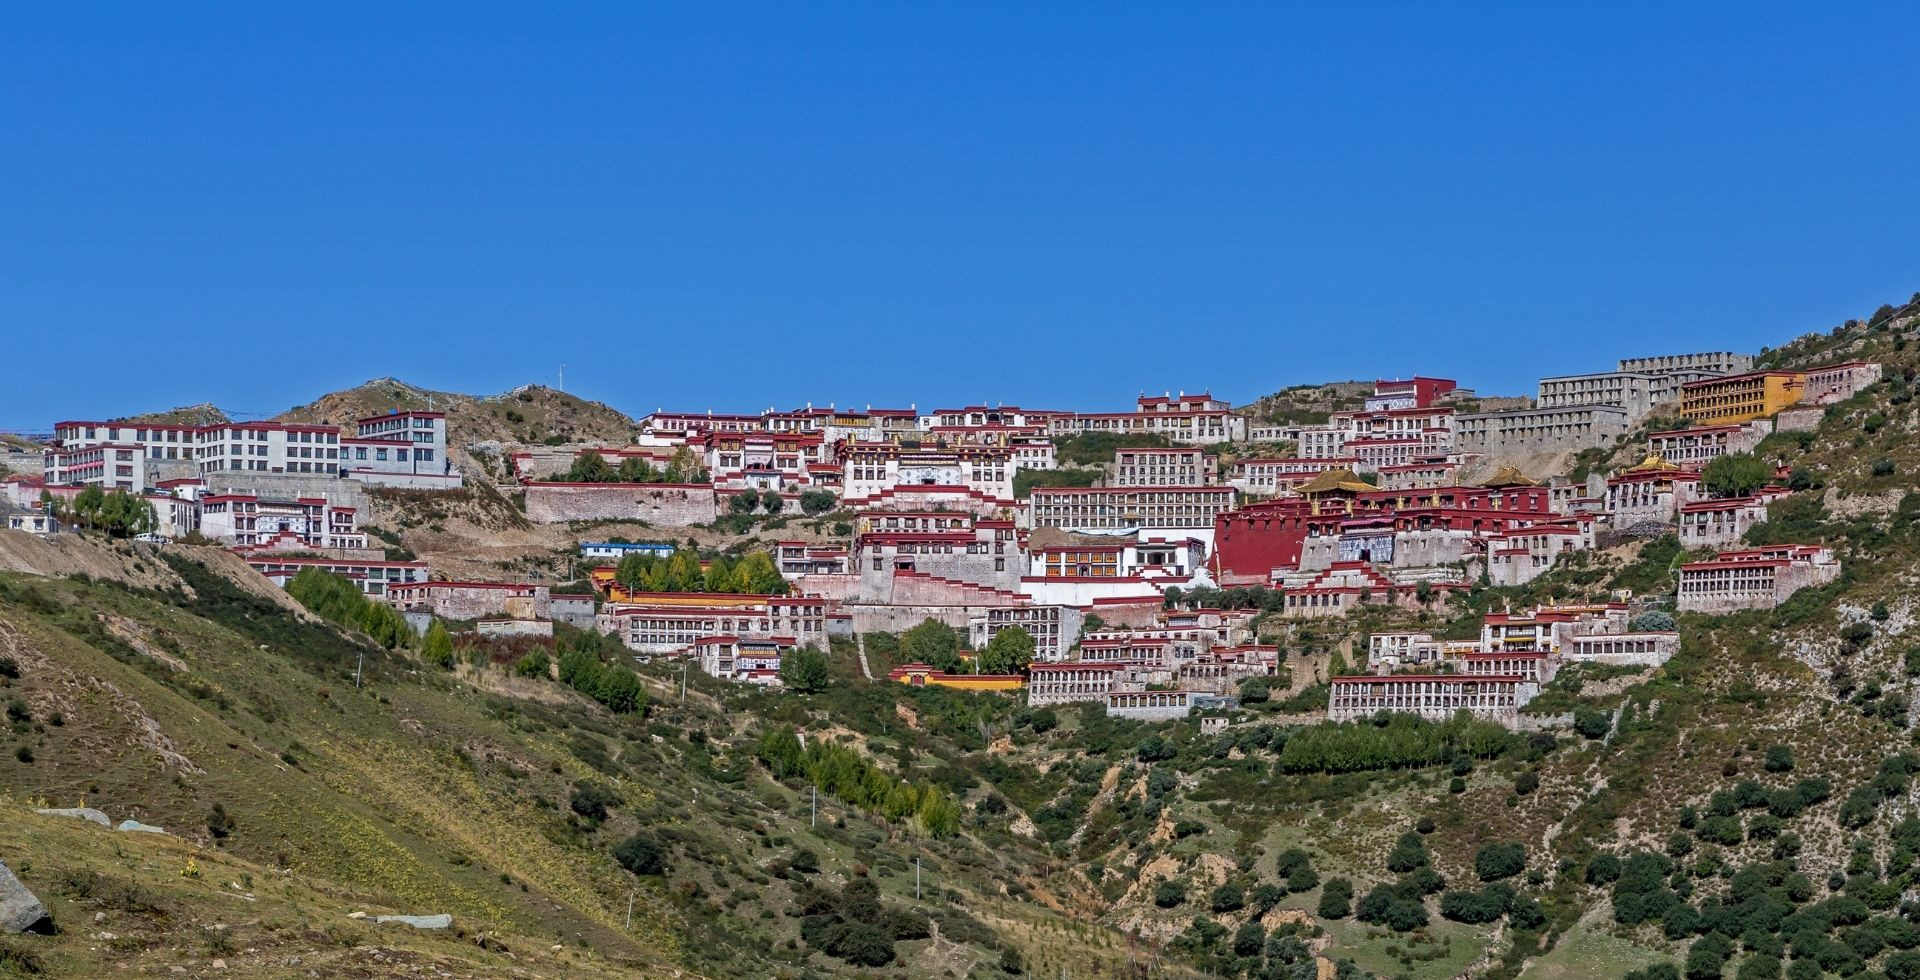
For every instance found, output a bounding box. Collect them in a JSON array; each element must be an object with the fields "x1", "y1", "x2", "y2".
[
  {"x1": 373, "y1": 913, "x2": 452, "y2": 929},
  {"x1": 115, "y1": 820, "x2": 167, "y2": 835},
  {"x1": 35, "y1": 807, "x2": 110, "y2": 827},
  {"x1": 0, "y1": 860, "x2": 51, "y2": 934}
]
